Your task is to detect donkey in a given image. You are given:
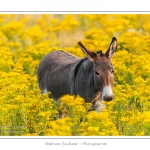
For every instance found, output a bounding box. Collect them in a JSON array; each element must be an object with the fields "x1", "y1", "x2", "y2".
[{"x1": 37, "y1": 37, "x2": 117, "y2": 112}]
